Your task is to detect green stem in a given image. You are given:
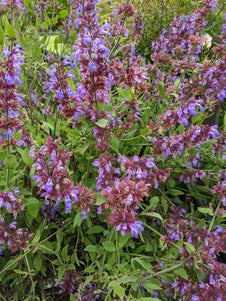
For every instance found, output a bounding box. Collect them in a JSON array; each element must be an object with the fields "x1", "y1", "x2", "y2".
[
  {"x1": 145, "y1": 256, "x2": 191, "y2": 279},
  {"x1": 34, "y1": 244, "x2": 64, "y2": 266},
  {"x1": 24, "y1": 253, "x2": 35, "y2": 297},
  {"x1": 207, "y1": 200, "x2": 221, "y2": 235},
  {"x1": 143, "y1": 222, "x2": 162, "y2": 237},
  {"x1": 53, "y1": 105, "x2": 59, "y2": 141},
  {"x1": 115, "y1": 231, "x2": 120, "y2": 265}
]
